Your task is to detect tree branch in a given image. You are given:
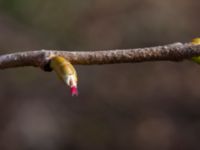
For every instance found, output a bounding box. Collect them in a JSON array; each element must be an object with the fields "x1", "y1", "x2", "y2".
[{"x1": 0, "y1": 42, "x2": 200, "y2": 71}]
